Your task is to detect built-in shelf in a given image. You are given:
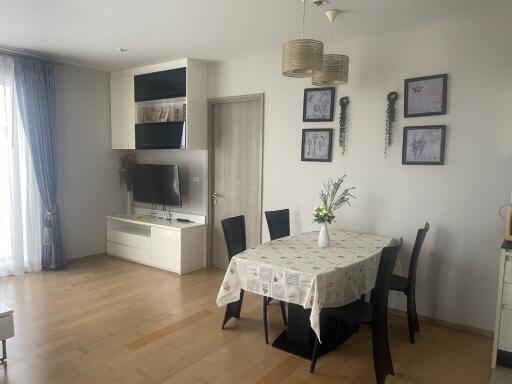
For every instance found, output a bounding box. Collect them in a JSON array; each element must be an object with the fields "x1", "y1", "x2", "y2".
[
  {"x1": 136, "y1": 97, "x2": 186, "y2": 124},
  {"x1": 110, "y1": 59, "x2": 207, "y2": 150}
]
